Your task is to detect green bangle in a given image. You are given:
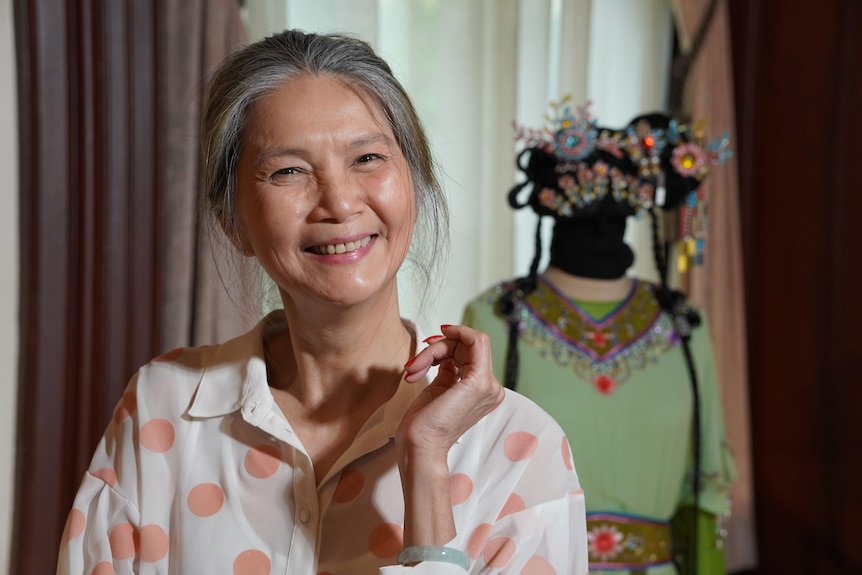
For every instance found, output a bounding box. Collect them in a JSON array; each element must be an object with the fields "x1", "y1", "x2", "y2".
[{"x1": 397, "y1": 545, "x2": 470, "y2": 570}]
